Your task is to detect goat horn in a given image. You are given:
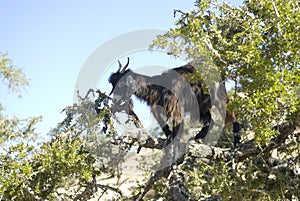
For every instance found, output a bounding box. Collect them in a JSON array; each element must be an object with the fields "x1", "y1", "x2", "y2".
[
  {"x1": 121, "y1": 57, "x2": 130, "y2": 72},
  {"x1": 118, "y1": 60, "x2": 122, "y2": 71}
]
